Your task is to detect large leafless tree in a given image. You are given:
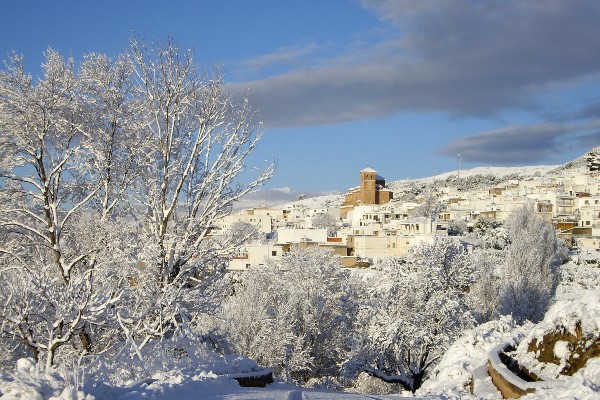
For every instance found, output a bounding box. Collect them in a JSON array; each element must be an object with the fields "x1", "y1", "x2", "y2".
[{"x1": 0, "y1": 38, "x2": 273, "y2": 369}]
